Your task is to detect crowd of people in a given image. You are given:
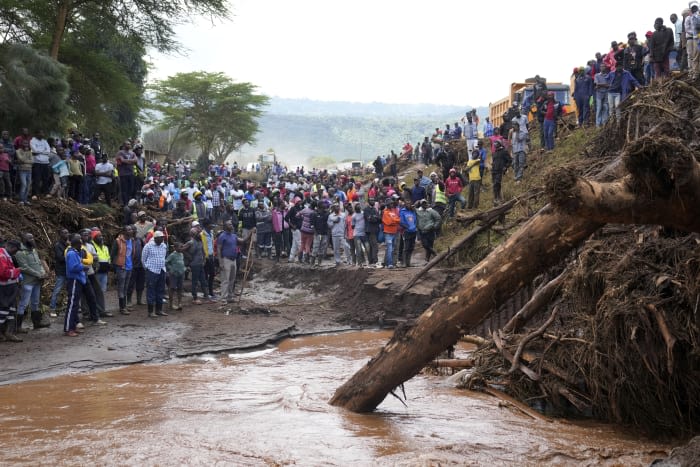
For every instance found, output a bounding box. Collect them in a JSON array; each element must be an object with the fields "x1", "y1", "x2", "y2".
[{"x1": 1, "y1": 6, "x2": 694, "y2": 342}]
